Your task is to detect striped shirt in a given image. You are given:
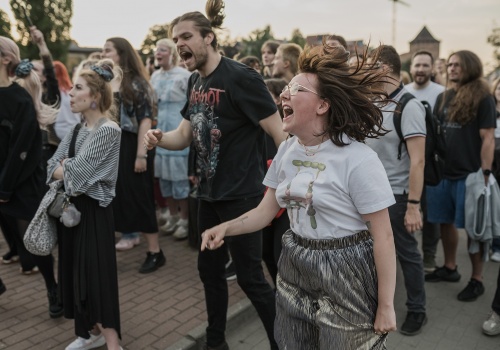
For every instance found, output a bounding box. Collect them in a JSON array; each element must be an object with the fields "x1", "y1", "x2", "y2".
[{"x1": 47, "y1": 121, "x2": 121, "y2": 207}]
